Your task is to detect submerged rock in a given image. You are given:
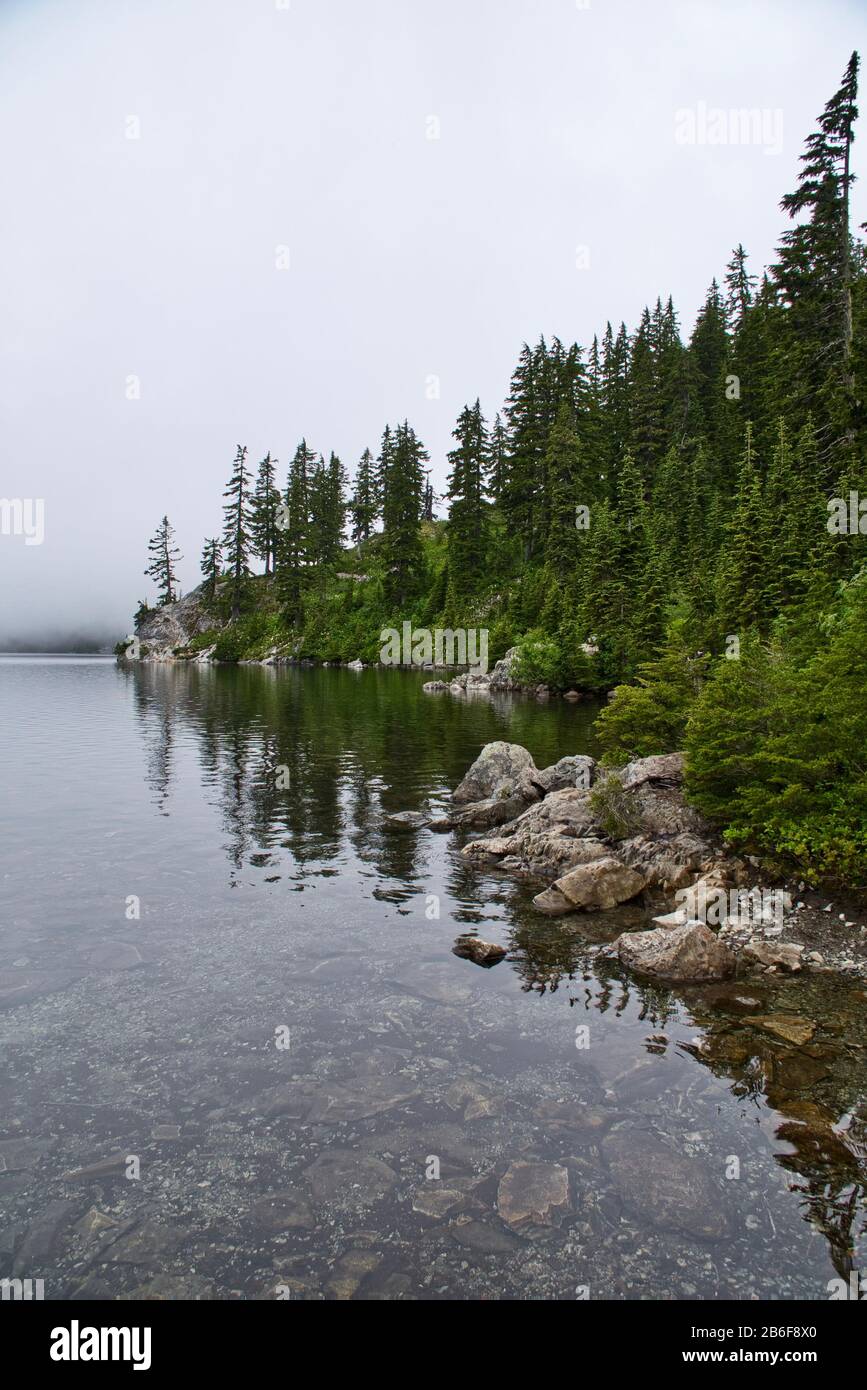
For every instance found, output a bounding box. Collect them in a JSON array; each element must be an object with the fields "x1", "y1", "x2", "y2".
[
  {"x1": 497, "y1": 1160, "x2": 570, "y2": 1231},
  {"x1": 451, "y1": 936, "x2": 507, "y2": 967},
  {"x1": 602, "y1": 1128, "x2": 729, "y2": 1240},
  {"x1": 304, "y1": 1152, "x2": 398, "y2": 1209},
  {"x1": 384, "y1": 810, "x2": 431, "y2": 831},
  {"x1": 617, "y1": 921, "x2": 737, "y2": 983},
  {"x1": 751, "y1": 1014, "x2": 816, "y2": 1046}
]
